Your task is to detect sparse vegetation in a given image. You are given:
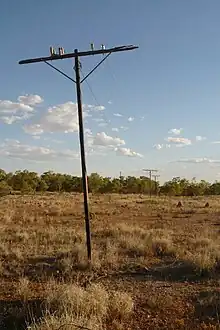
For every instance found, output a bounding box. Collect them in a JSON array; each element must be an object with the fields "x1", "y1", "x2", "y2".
[{"x1": 0, "y1": 193, "x2": 220, "y2": 328}]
